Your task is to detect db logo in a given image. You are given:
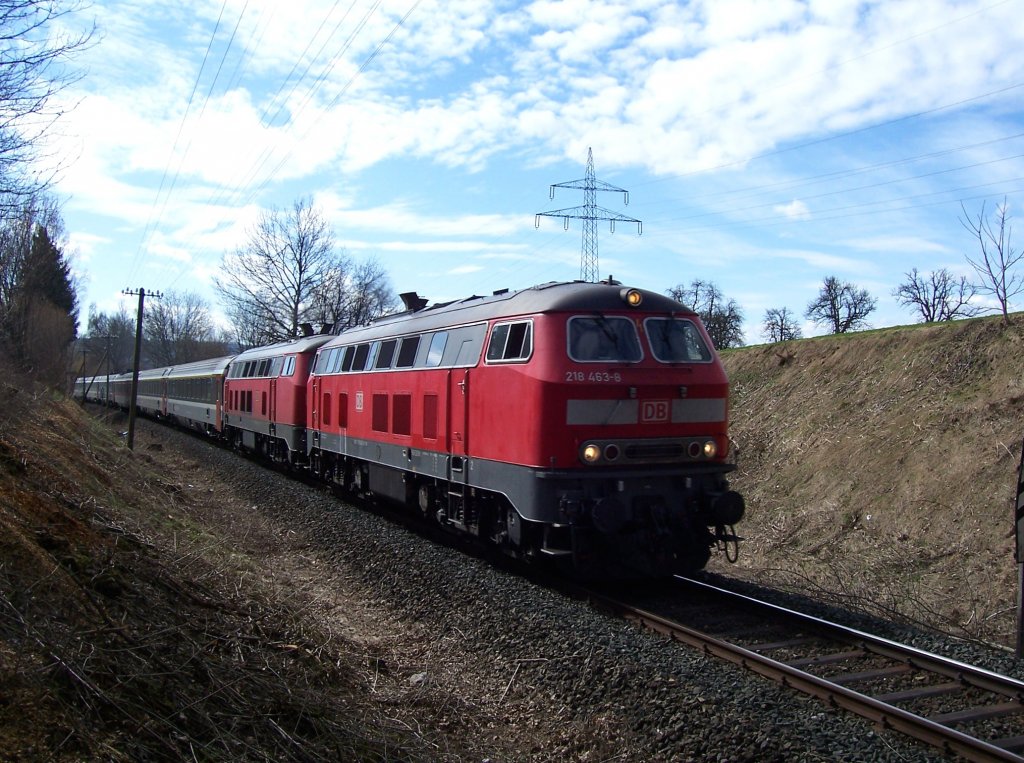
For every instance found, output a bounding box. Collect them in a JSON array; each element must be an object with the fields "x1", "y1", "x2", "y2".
[{"x1": 641, "y1": 400, "x2": 670, "y2": 423}]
